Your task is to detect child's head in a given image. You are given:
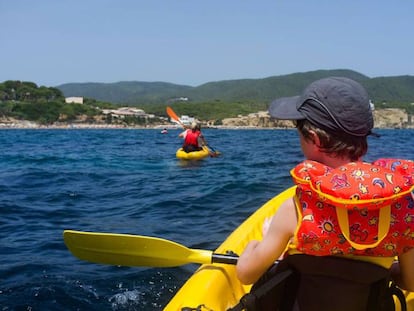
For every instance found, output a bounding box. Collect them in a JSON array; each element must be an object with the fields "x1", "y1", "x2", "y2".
[
  {"x1": 269, "y1": 77, "x2": 375, "y2": 161},
  {"x1": 295, "y1": 119, "x2": 368, "y2": 161}
]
